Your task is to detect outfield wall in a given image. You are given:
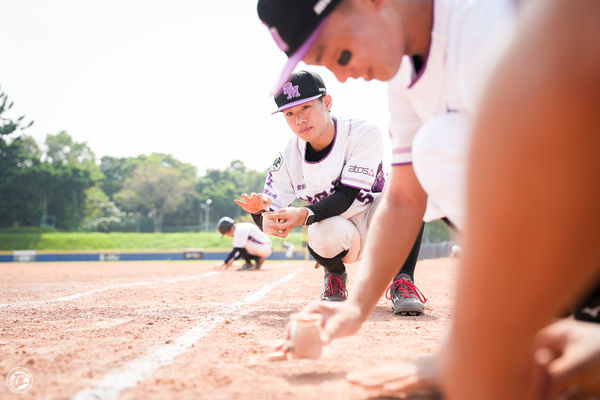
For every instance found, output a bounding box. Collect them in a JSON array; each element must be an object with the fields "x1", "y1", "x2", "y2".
[{"x1": 0, "y1": 242, "x2": 456, "y2": 263}]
